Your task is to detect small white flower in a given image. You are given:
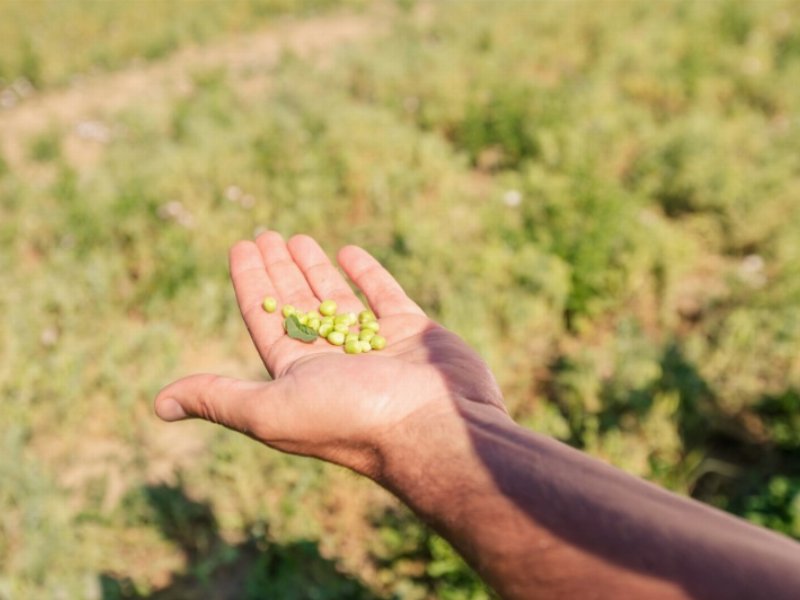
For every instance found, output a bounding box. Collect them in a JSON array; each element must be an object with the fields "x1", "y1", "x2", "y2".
[
  {"x1": 11, "y1": 78, "x2": 33, "y2": 97},
  {"x1": 157, "y1": 201, "x2": 194, "y2": 227},
  {"x1": 0, "y1": 90, "x2": 17, "y2": 109},
  {"x1": 74, "y1": 120, "x2": 111, "y2": 143},
  {"x1": 741, "y1": 254, "x2": 764, "y2": 274},
  {"x1": 158, "y1": 200, "x2": 183, "y2": 219},
  {"x1": 40, "y1": 327, "x2": 59, "y2": 347},
  {"x1": 739, "y1": 254, "x2": 766, "y2": 288},
  {"x1": 503, "y1": 189, "x2": 522, "y2": 207},
  {"x1": 225, "y1": 185, "x2": 242, "y2": 202}
]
